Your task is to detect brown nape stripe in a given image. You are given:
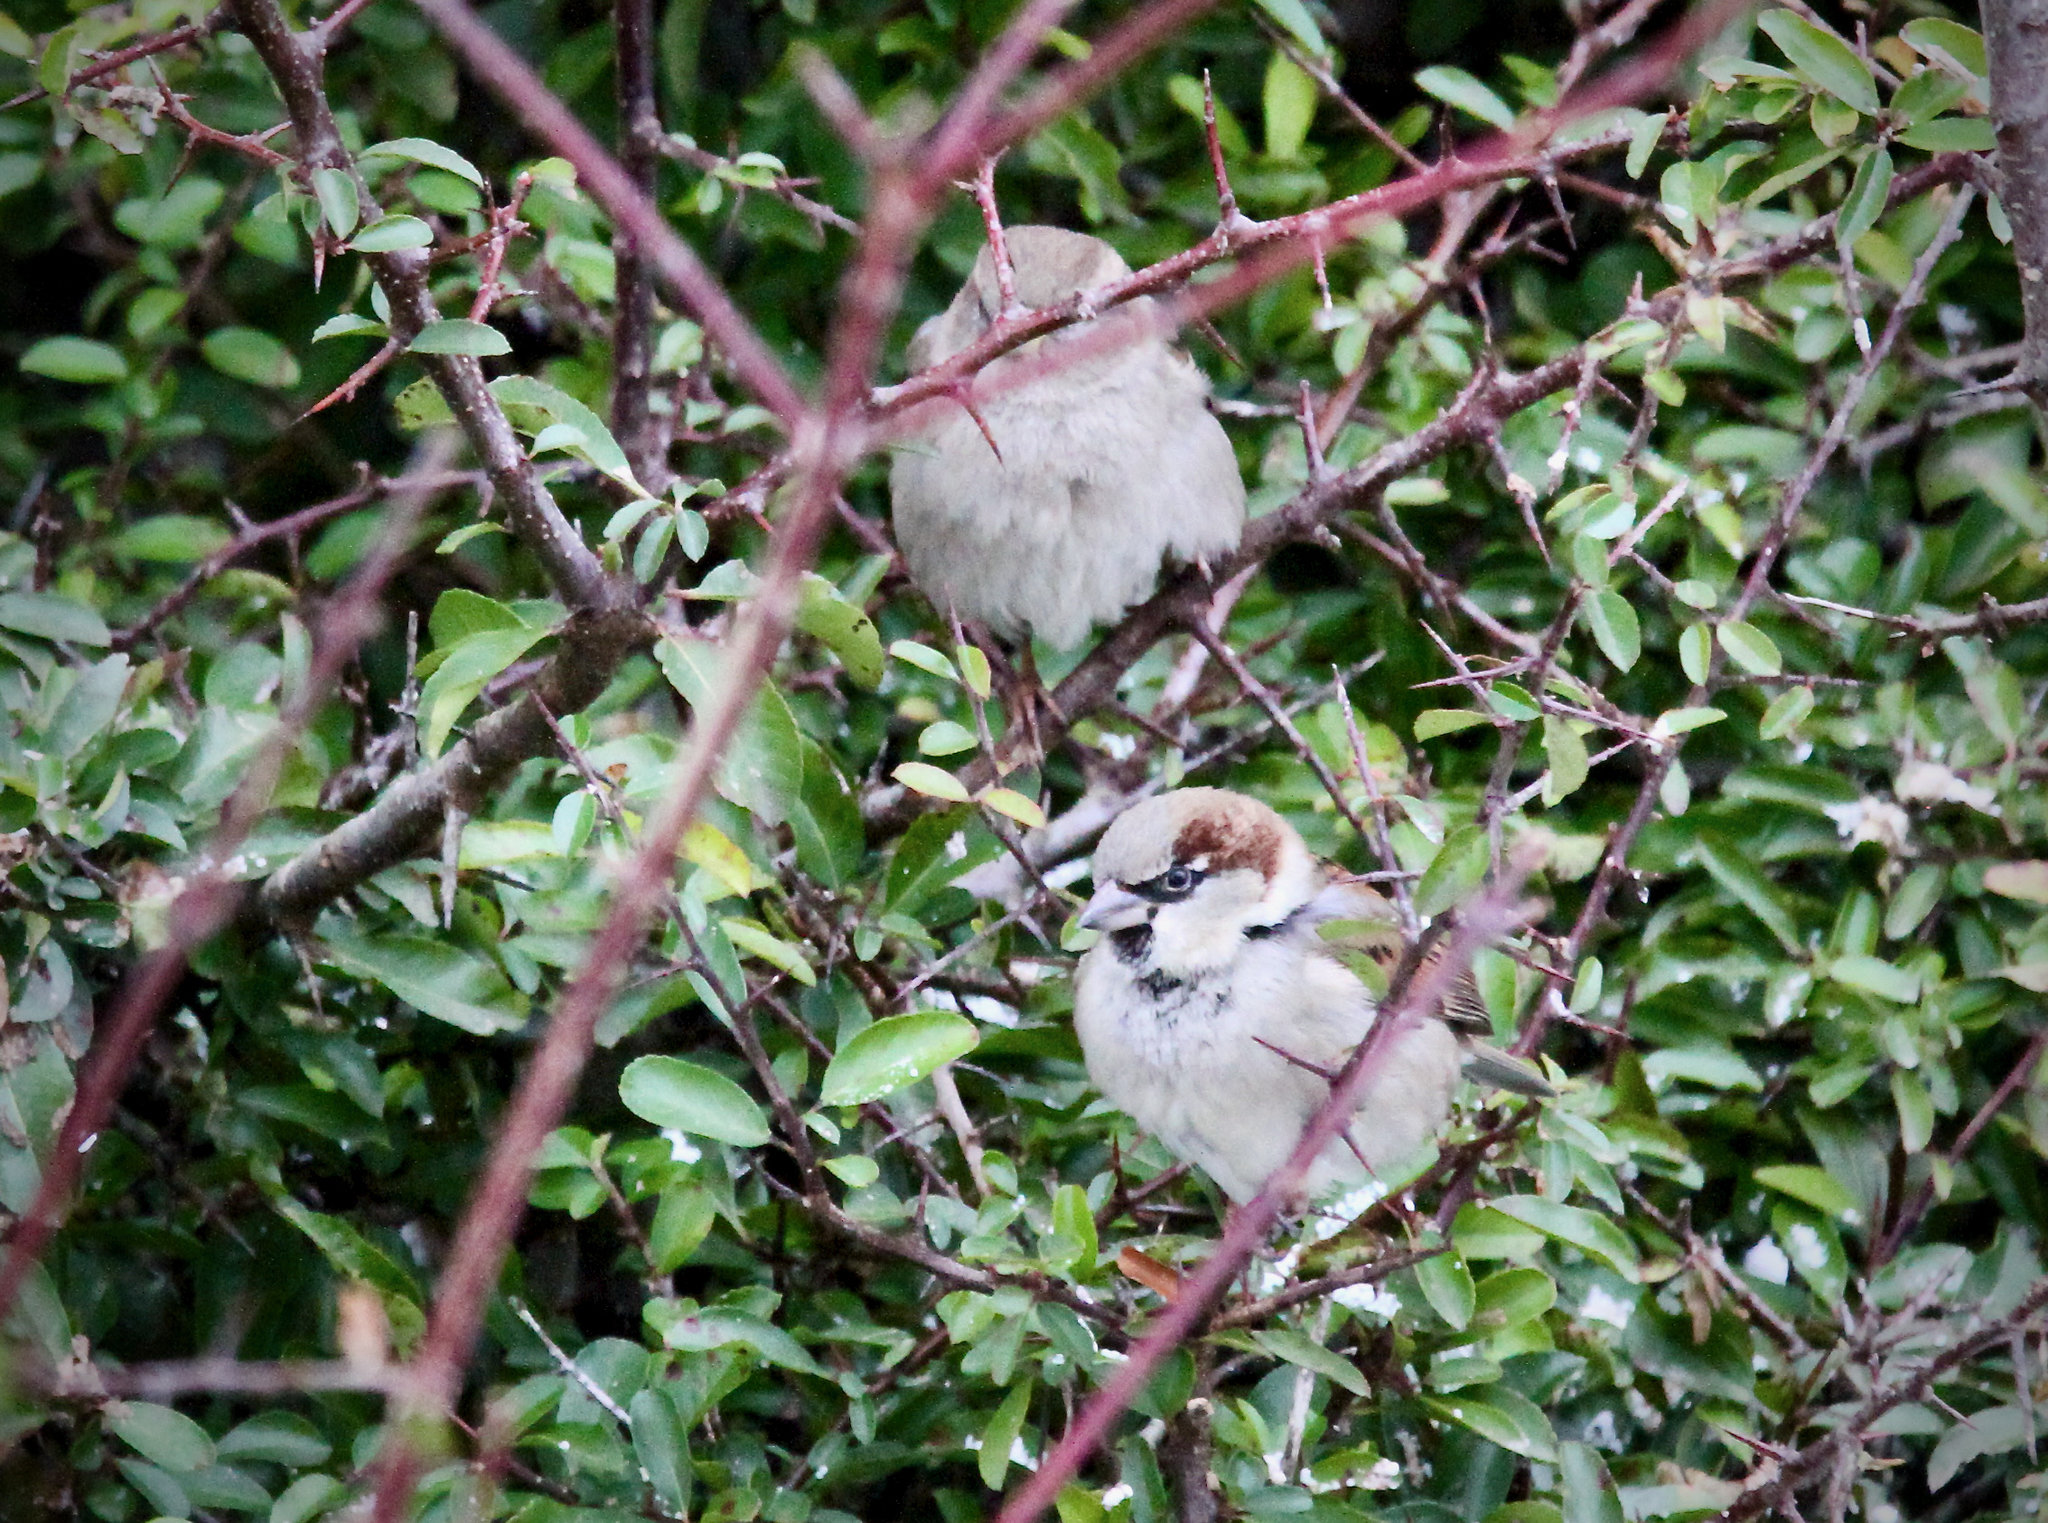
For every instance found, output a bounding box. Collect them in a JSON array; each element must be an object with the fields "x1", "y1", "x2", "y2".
[{"x1": 1173, "y1": 802, "x2": 1281, "y2": 879}]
